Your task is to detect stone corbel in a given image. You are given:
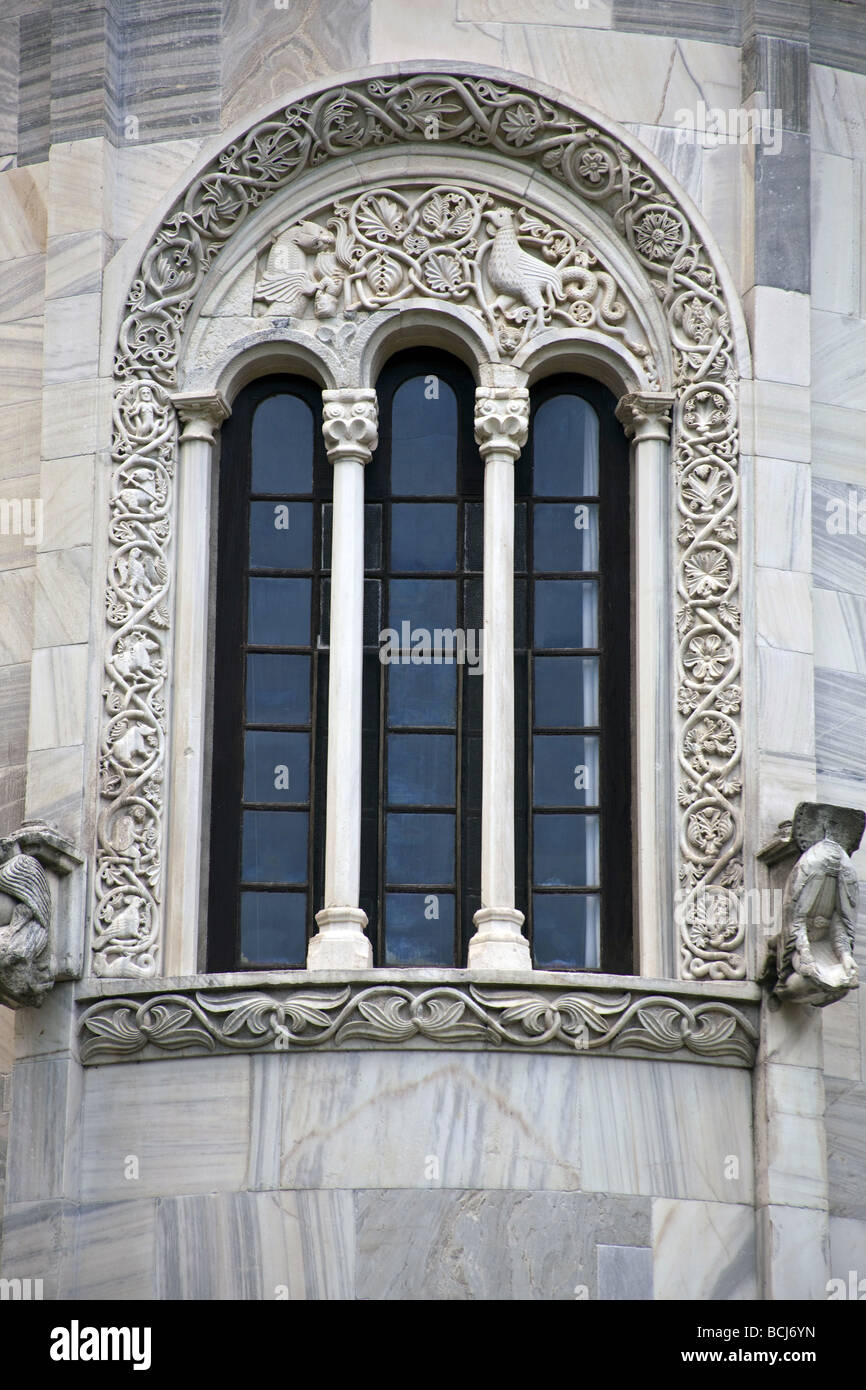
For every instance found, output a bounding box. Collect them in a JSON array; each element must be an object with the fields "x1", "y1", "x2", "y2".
[
  {"x1": 758, "y1": 802, "x2": 864, "y2": 1008},
  {"x1": 0, "y1": 821, "x2": 83, "y2": 1008}
]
